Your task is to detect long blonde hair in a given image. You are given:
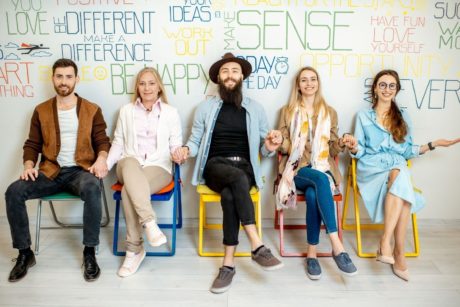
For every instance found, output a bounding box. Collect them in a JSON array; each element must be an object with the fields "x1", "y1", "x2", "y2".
[
  {"x1": 133, "y1": 67, "x2": 168, "y2": 104},
  {"x1": 285, "y1": 66, "x2": 330, "y2": 120}
]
